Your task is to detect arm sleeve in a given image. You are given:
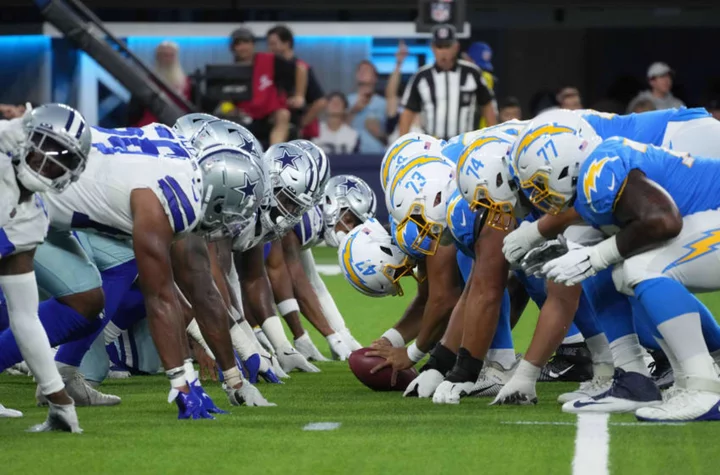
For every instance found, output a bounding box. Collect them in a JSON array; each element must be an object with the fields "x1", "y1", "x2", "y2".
[{"x1": 401, "y1": 72, "x2": 423, "y2": 113}]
